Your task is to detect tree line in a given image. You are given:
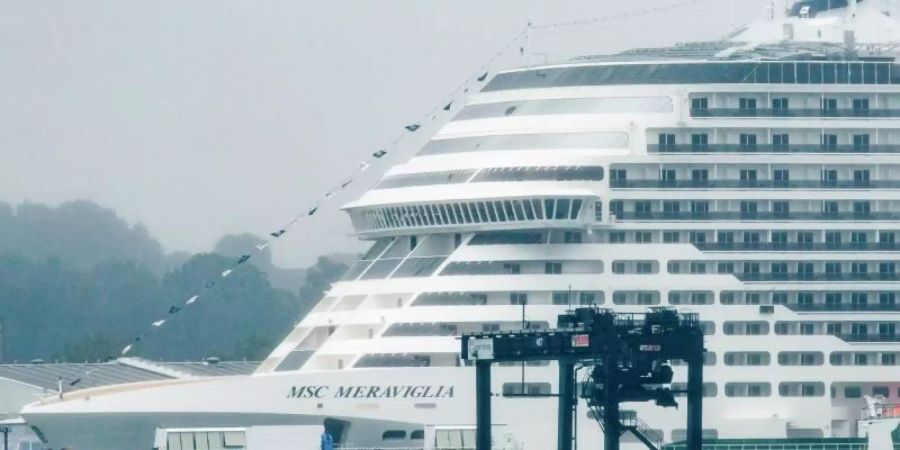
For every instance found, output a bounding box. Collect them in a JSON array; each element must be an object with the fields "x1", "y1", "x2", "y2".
[{"x1": 0, "y1": 201, "x2": 349, "y2": 362}]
